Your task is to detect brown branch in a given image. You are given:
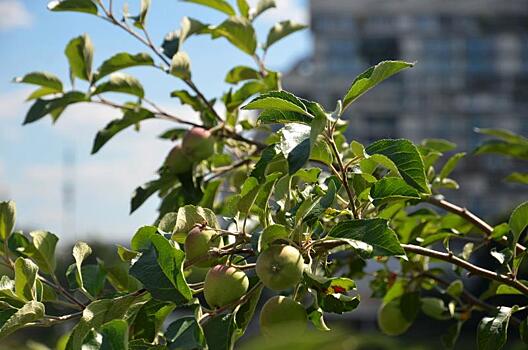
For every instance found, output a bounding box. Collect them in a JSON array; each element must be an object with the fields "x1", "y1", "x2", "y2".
[
  {"x1": 402, "y1": 244, "x2": 528, "y2": 295},
  {"x1": 427, "y1": 196, "x2": 526, "y2": 255}
]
